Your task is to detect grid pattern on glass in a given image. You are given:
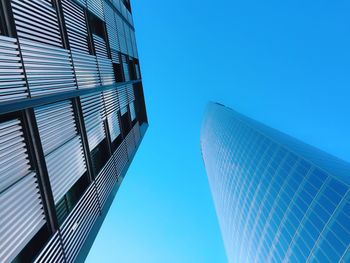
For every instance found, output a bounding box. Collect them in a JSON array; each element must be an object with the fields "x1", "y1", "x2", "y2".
[{"x1": 200, "y1": 103, "x2": 350, "y2": 263}]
